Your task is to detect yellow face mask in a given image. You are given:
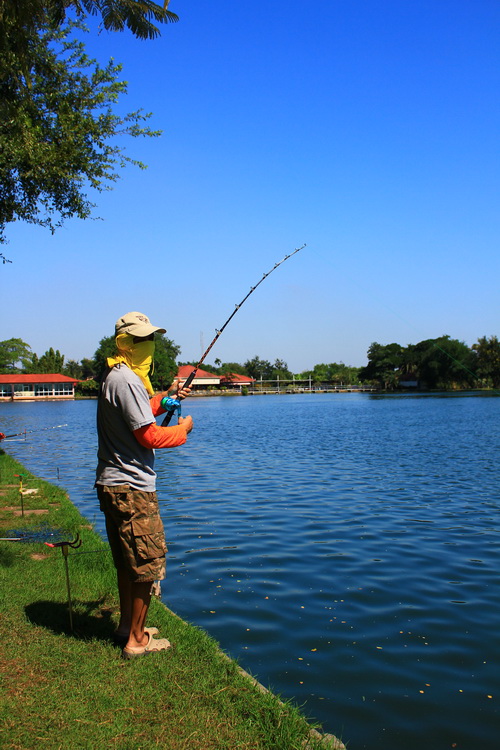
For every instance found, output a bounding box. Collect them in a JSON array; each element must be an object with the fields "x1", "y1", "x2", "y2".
[{"x1": 107, "y1": 333, "x2": 156, "y2": 395}]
